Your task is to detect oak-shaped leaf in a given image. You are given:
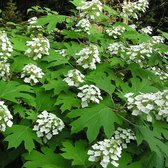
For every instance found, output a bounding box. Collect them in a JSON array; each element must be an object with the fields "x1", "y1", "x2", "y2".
[
  {"x1": 5, "y1": 125, "x2": 42, "y2": 153},
  {"x1": 68, "y1": 103, "x2": 122, "y2": 142}
]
